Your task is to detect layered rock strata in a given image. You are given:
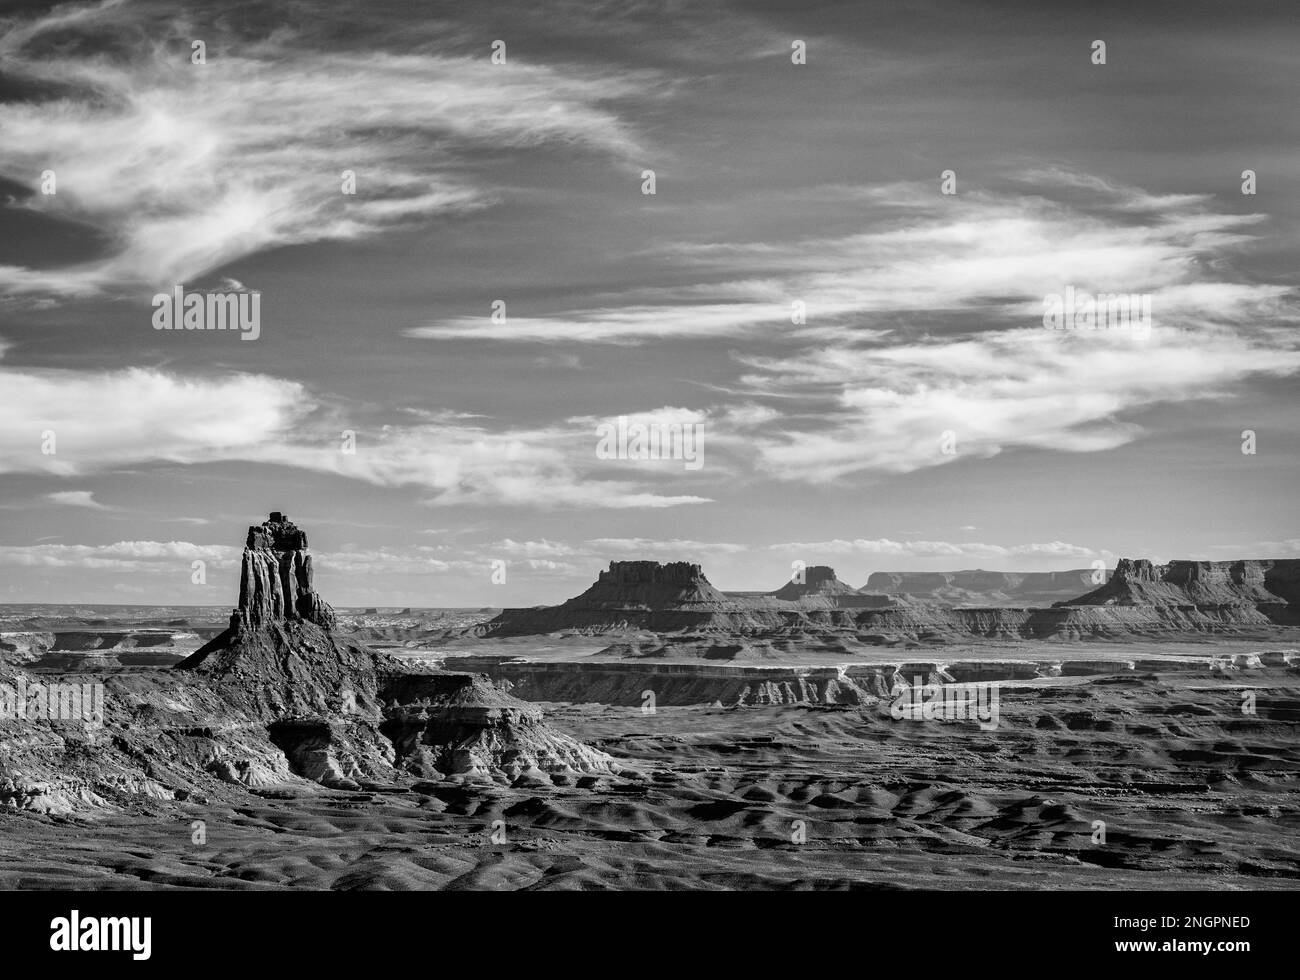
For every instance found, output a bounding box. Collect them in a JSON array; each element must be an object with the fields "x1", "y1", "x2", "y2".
[
  {"x1": 232, "y1": 512, "x2": 336, "y2": 631},
  {"x1": 865, "y1": 568, "x2": 1106, "y2": 607},
  {"x1": 476, "y1": 559, "x2": 1300, "y2": 639}
]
